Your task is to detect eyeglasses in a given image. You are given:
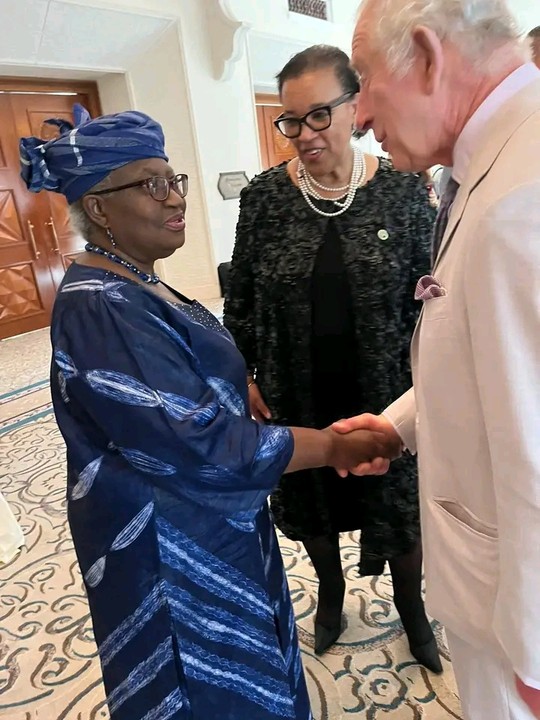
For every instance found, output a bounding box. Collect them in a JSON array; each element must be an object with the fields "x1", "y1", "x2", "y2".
[
  {"x1": 91, "y1": 173, "x2": 189, "y2": 202},
  {"x1": 274, "y1": 91, "x2": 358, "y2": 139}
]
